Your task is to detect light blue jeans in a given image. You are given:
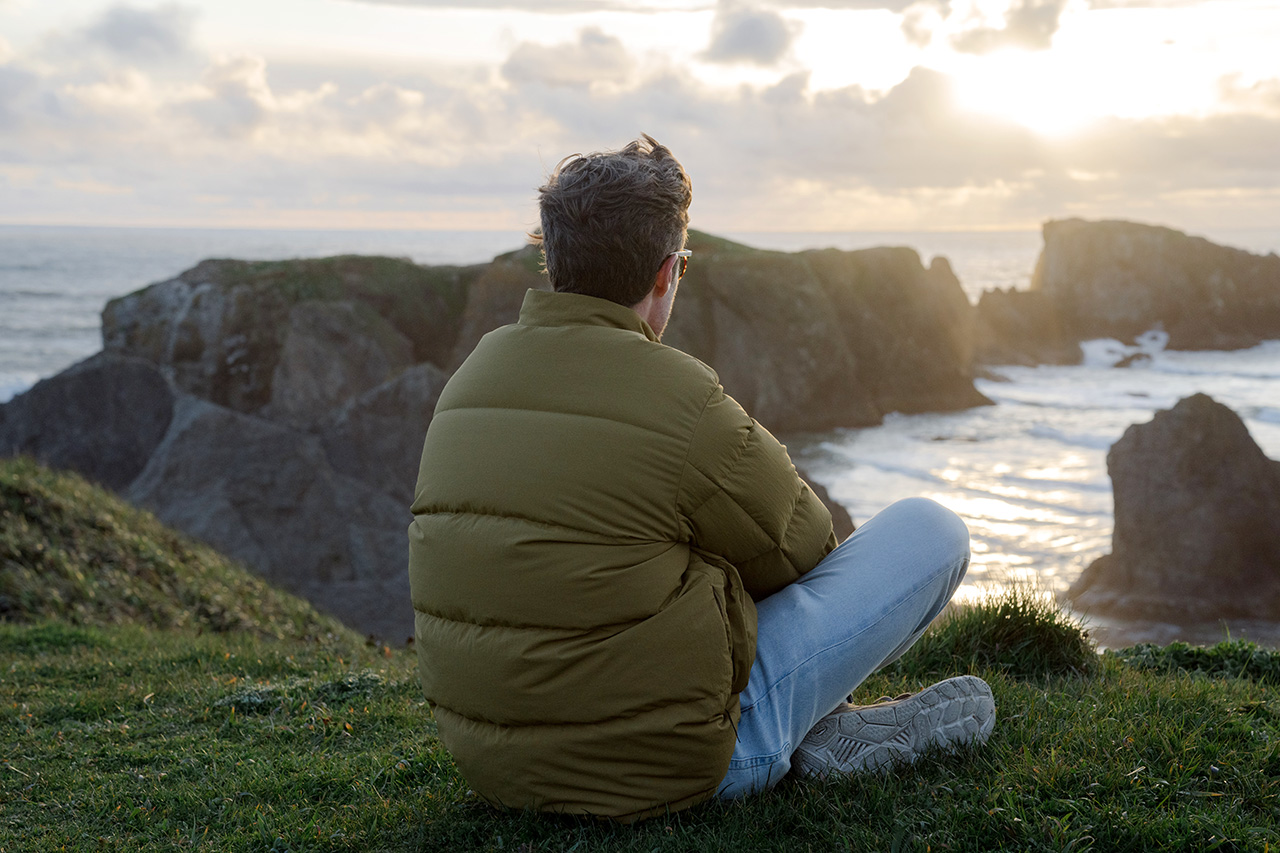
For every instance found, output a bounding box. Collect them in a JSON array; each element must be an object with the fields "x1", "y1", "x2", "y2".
[{"x1": 717, "y1": 497, "x2": 972, "y2": 797}]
